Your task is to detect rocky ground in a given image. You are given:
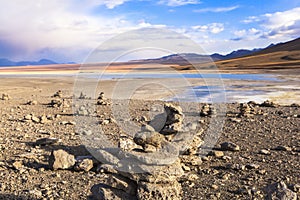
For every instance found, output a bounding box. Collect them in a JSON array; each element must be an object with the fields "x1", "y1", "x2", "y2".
[{"x1": 0, "y1": 79, "x2": 299, "y2": 200}]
